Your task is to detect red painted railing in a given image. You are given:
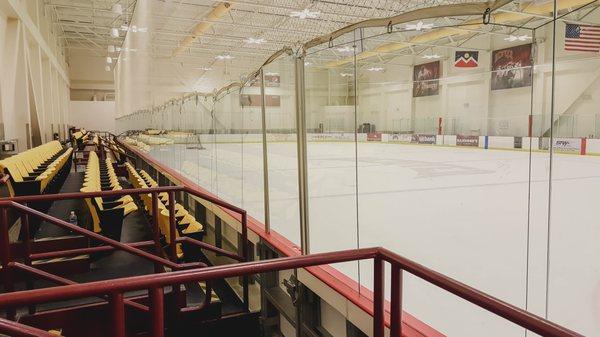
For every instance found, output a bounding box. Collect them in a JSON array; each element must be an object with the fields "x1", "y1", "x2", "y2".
[
  {"x1": 0, "y1": 247, "x2": 584, "y2": 337},
  {"x1": 0, "y1": 185, "x2": 250, "y2": 321}
]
